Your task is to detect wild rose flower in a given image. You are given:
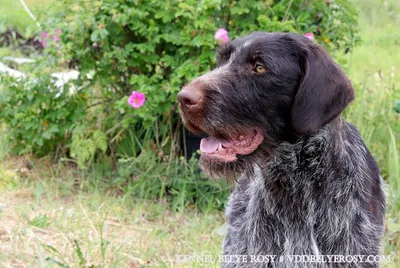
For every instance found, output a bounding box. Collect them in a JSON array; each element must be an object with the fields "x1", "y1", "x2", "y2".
[
  {"x1": 128, "y1": 91, "x2": 146, "y2": 108},
  {"x1": 214, "y1": 28, "x2": 229, "y2": 45},
  {"x1": 53, "y1": 29, "x2": 62, "y2": 43},
  {"x1": 38, "y1": 32, "x2": 48, "y2": 47},
  {"x1": 40, "y1": 31, "x2": 48, "y2": 38},
  {"x1": 38, "y1": 29, "x2": 62, "y2": 48},
  {"x1": 304, "y1": 32, "x2": 314, "y2": 41},
  {"x1": 40, "y1": 40, "x2": 47, "y2": 48}
]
